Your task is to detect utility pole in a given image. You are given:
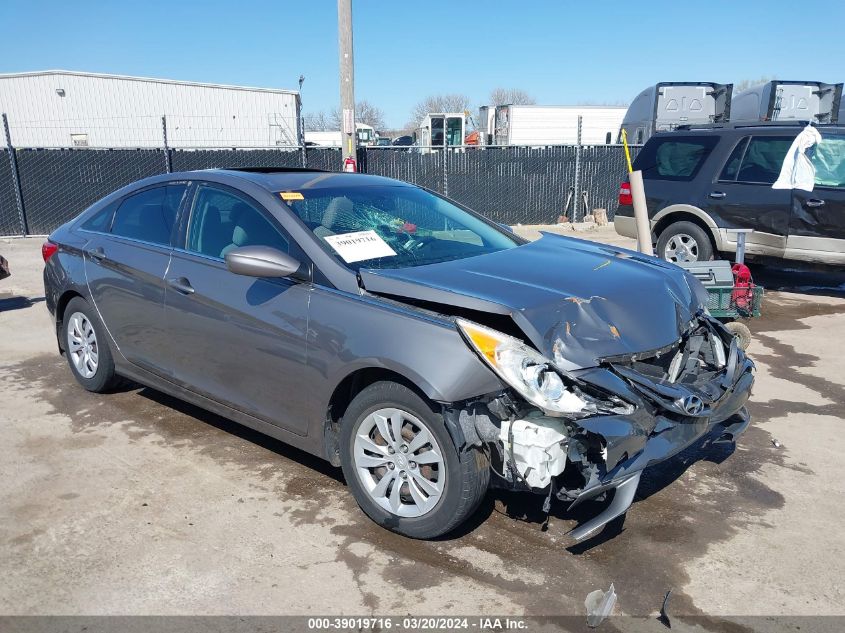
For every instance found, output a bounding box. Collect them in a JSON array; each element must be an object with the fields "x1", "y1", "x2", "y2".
[{"x1": 338, "y1": 0, "x2": 357, "y2": 170}]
